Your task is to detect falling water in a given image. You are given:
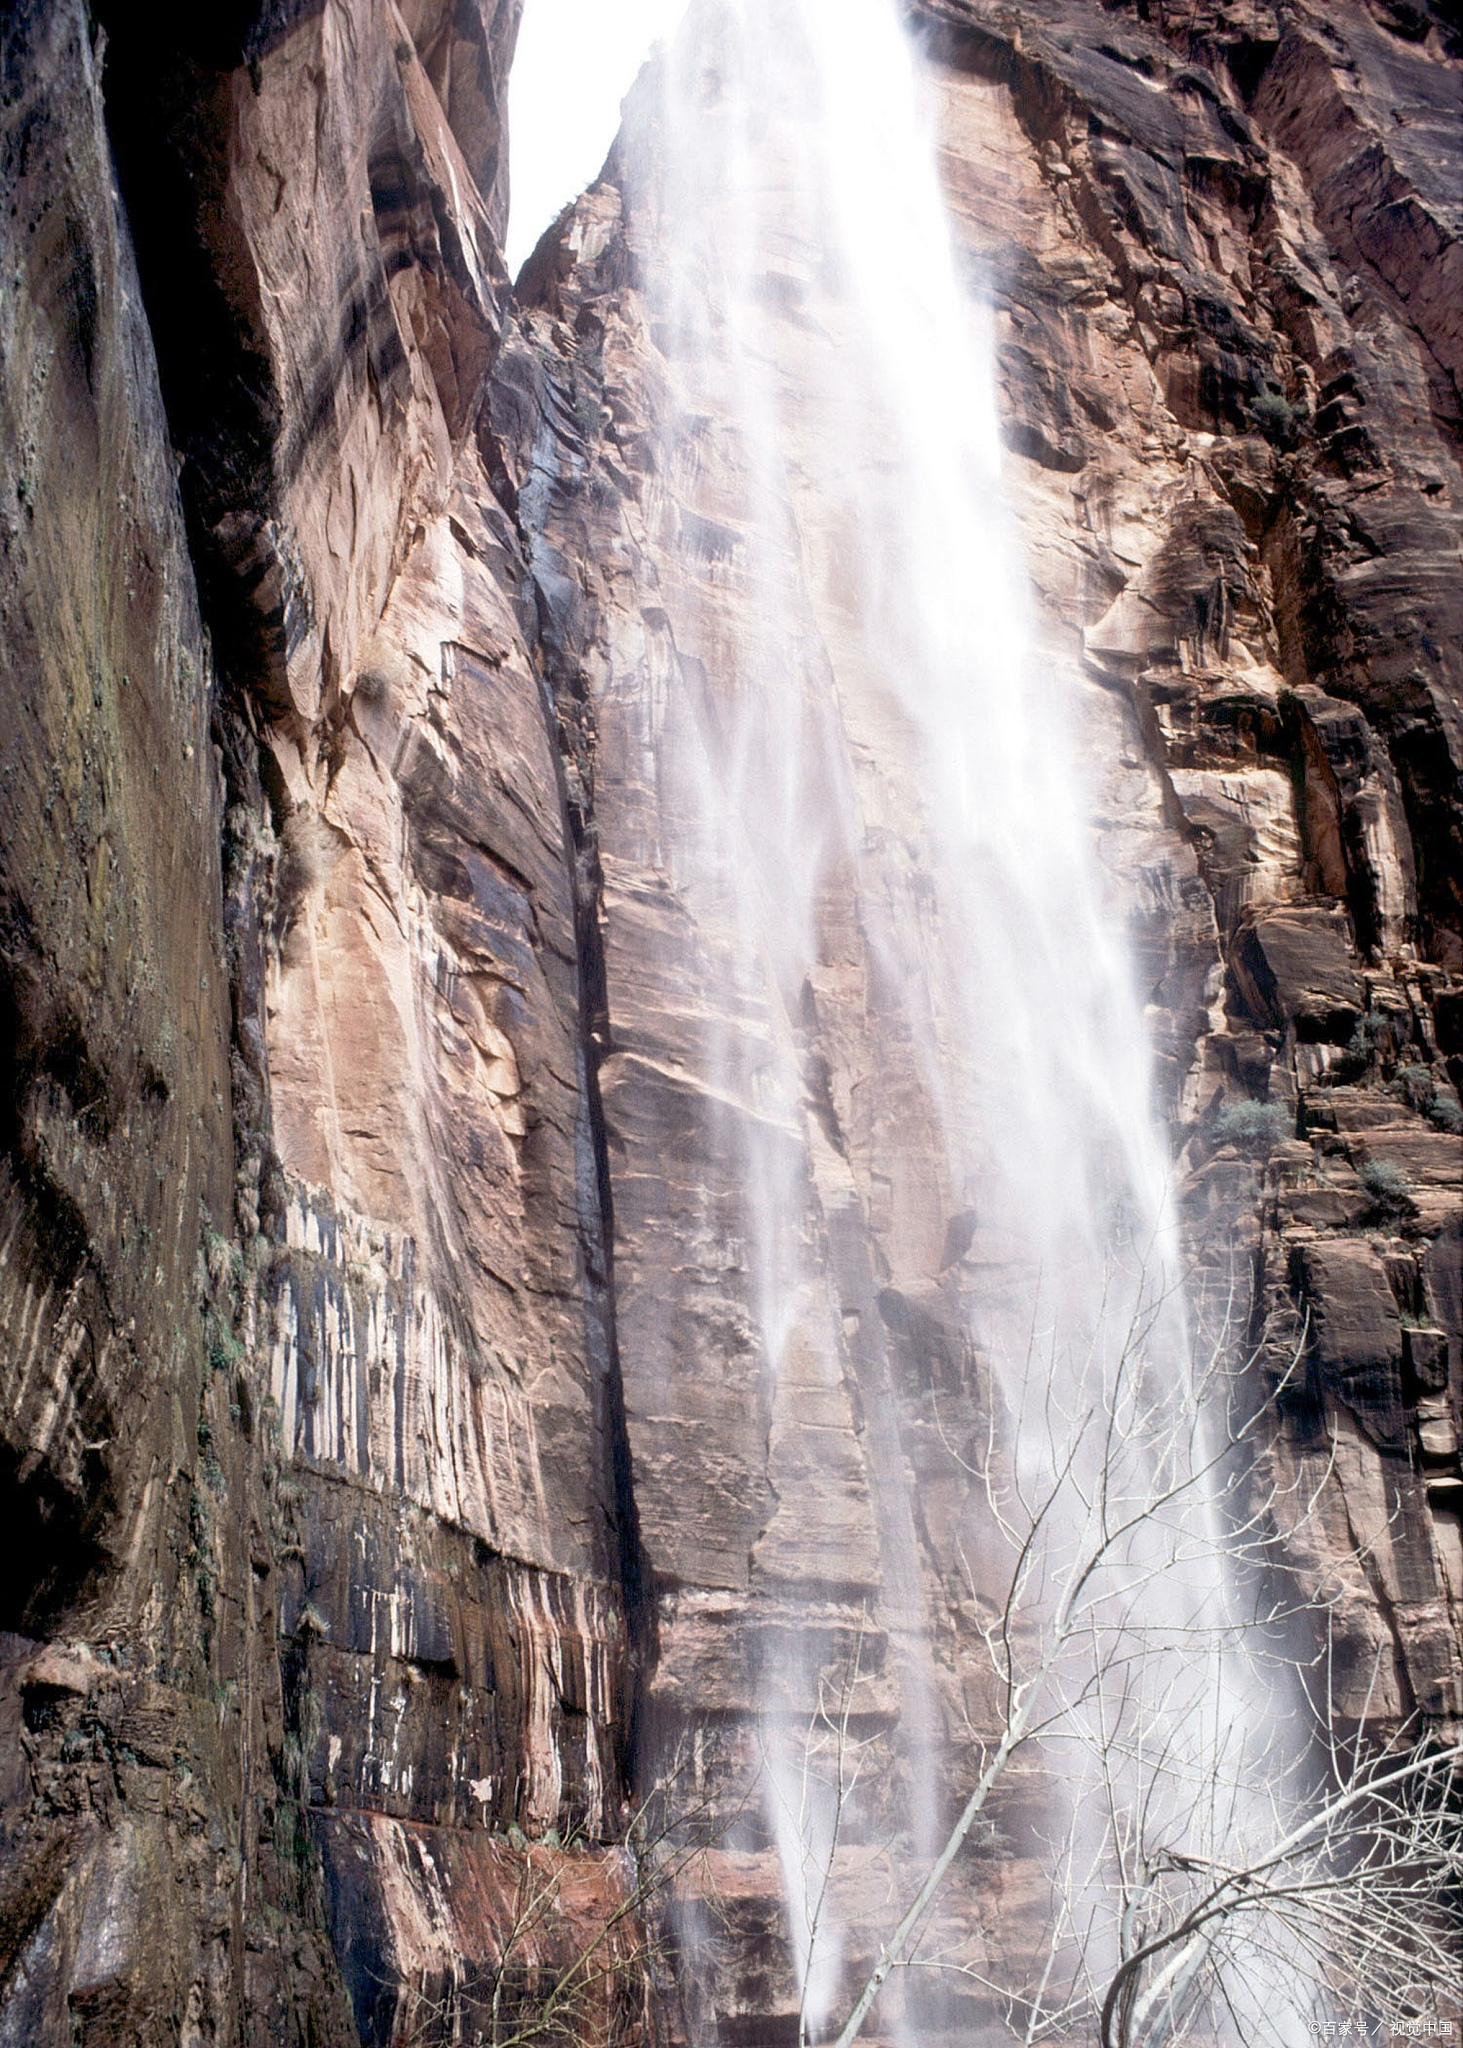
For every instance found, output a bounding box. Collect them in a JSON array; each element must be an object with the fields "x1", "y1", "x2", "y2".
[{"x1": 605, "y1": 0, "x2": 1315, "y2": 2038}]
